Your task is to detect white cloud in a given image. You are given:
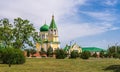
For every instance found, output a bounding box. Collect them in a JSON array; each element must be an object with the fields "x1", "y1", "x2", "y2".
[
  {"x1": 104, "y1": 0, "x2": 118, "y2": 6},
  {"x1": 0, "y1": 0, "x2": 87, "y2": 30},
  {"x1": 80, "y1": 11, "x2": 116, "y2": 21},
  {"x1": 0, "y1": 0, "x2": 119, "y2": 48},
  {"x1": 58, "y1": 22, "x2": 119, "y2": 42}
]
